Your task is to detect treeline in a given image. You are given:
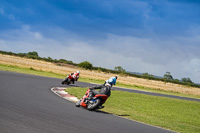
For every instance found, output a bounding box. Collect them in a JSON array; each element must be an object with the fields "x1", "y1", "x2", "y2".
[
  {"x1": 0, "y1": 50, "x2": 75, "y2": 65},
  {"x1": 1, "y1": 50, "x2": 199, "y2": 88}
]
